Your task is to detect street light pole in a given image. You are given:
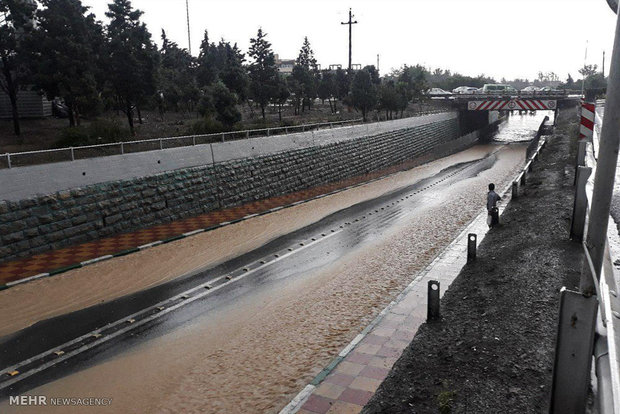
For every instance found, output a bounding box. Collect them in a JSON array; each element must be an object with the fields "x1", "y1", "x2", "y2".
[
  {"x1": 583, "y1": 0, "x2": 620, "y2": 290},
  {"x1": 186, "y1": 0, "x2": 192, "y2": 55}
]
